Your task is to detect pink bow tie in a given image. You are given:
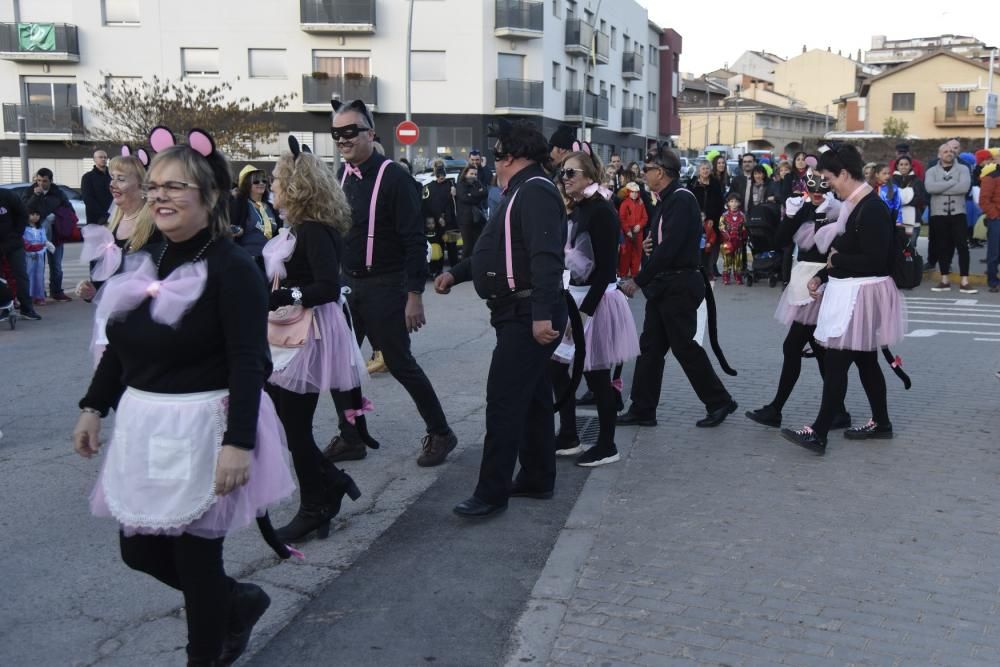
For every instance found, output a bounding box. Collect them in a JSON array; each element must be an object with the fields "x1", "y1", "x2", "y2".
[
  {"x1": 344, "y1": 163, "x2": 363, "y2": 180},
  {"x1": 94, "y1": 254, "x2": 208, "y2": 329}
]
